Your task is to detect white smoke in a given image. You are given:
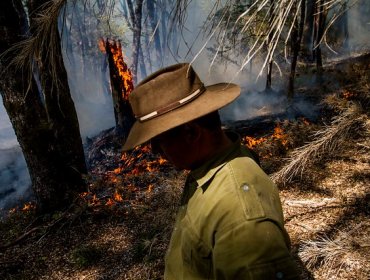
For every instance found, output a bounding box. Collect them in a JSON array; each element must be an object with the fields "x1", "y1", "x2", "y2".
[{"x1": 0, "y1": 95, "x2": 31, "y2": 210}]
